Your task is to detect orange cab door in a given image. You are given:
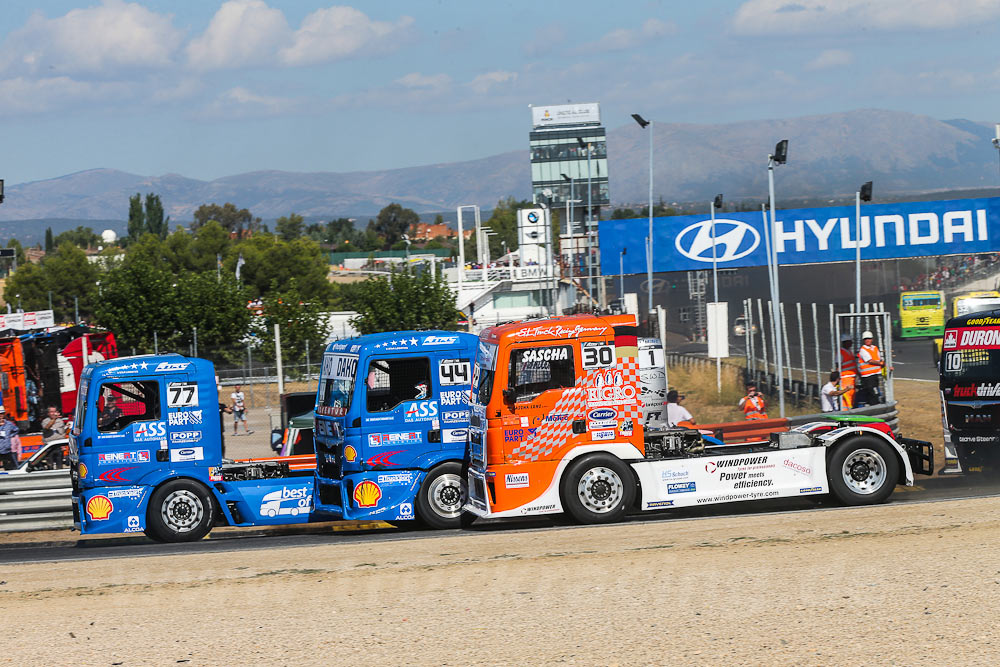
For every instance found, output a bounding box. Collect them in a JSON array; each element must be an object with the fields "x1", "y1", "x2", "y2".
[{"x1": 497, "y1": 341, "x2": 580, "y2": 463}]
